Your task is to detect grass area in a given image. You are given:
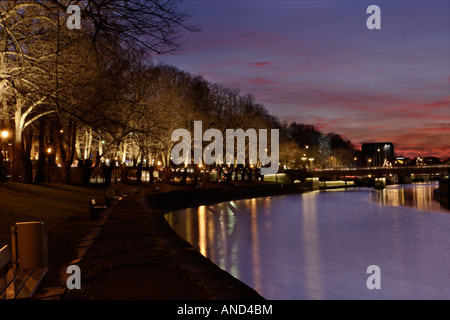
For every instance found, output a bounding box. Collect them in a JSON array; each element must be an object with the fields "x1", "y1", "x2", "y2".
[{"x1": 0, "y1": 182, "x2": 105, "y2": 247}]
